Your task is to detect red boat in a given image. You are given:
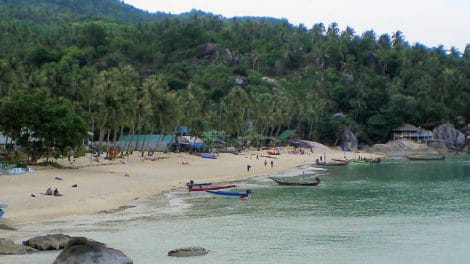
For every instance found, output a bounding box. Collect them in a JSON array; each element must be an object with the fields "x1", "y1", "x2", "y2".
[
  {"x1": 267, "y1": 148, "x2": 280, "y2": 155},
  {"x1": 188, "y1": 184, "x2": 236, "y2": 192}
]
